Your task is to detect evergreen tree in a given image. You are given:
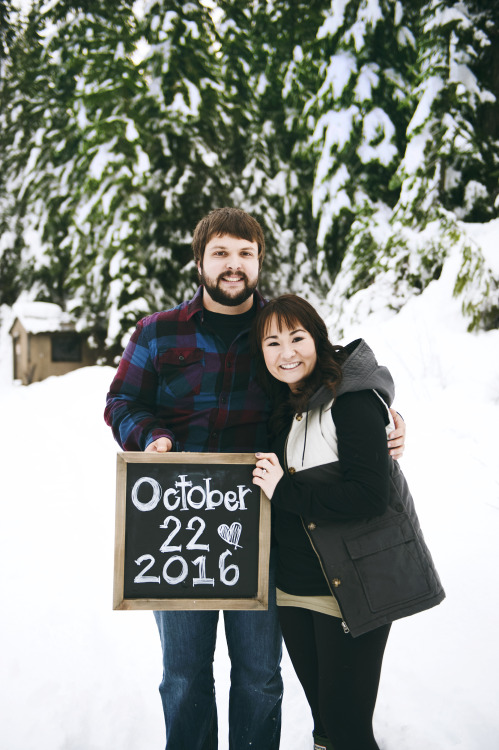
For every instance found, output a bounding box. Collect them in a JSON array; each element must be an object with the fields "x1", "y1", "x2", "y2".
[
  {"x1": 1, "y1": 0, "x2": 496, "y2": 352},
  {"x1": 136, "y1": 0, "x2": 229, "y2": 309},
  {"x1": 304, "y1": 0, "x2": 498, "y2": 333},
  {"x1": 22, "y1": 0, "x2": 156, "y2": 357},
  {"x1": 0, "y1": 1, "x2": 39, "y2": 306},
  {"x1": 295, "y1": 0, "x2": 419, "y2": 282},
  {"x1": 217, "y1": 0, "x2": 332, "y2": 303},
  {"x1": 0, "y1": 1, "x2": 165, "y2": 357},
  {"x1": 216, "y1": 0, "x2": 291, "y2": 297},
  {"x1": 396, "y1": 0, "x2": 499, "y2": 223},
  {"x1": 392, "y1": 0, "x2": 499, "y2": 330},
  {"x1": 0, "y1": 0, "x2": 16, "y2": 305},
  {"x1": 1, "y1": 1, "x2": 93, "y2": 313}
]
